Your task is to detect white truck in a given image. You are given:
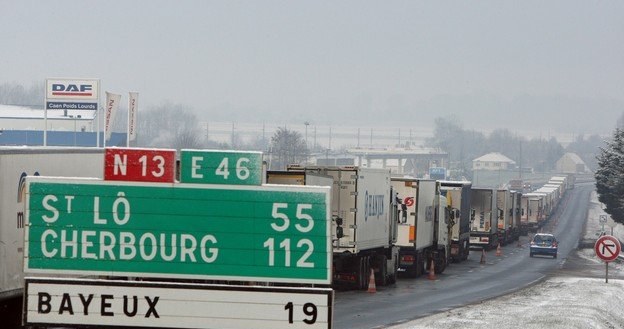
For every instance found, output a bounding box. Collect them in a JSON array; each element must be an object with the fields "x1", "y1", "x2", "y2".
[
  {"x1": 520, "y1": 192, "x2": 543, "y2": 233},
  {"x1": 469, "y1": 188, "x2": 499, "y2": 250},
  {"x1": 0, "y1": 147, "x2": 104, "y2": 304},
  {"x1": 496, "y1": 188, "x2": 511, "y2": 245},
  {"x1": 267, "y1": 166, "x2": 400, "y2": 289},
  {"x1": 391, "y1": 178, "x2": 449, "y2": 278},
  {"x1": 440, "y1": 180, "x2": 472, "y2": 262},
  {"x1": 509, "y1": 190, "x2": 522, "y2": 241}
]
